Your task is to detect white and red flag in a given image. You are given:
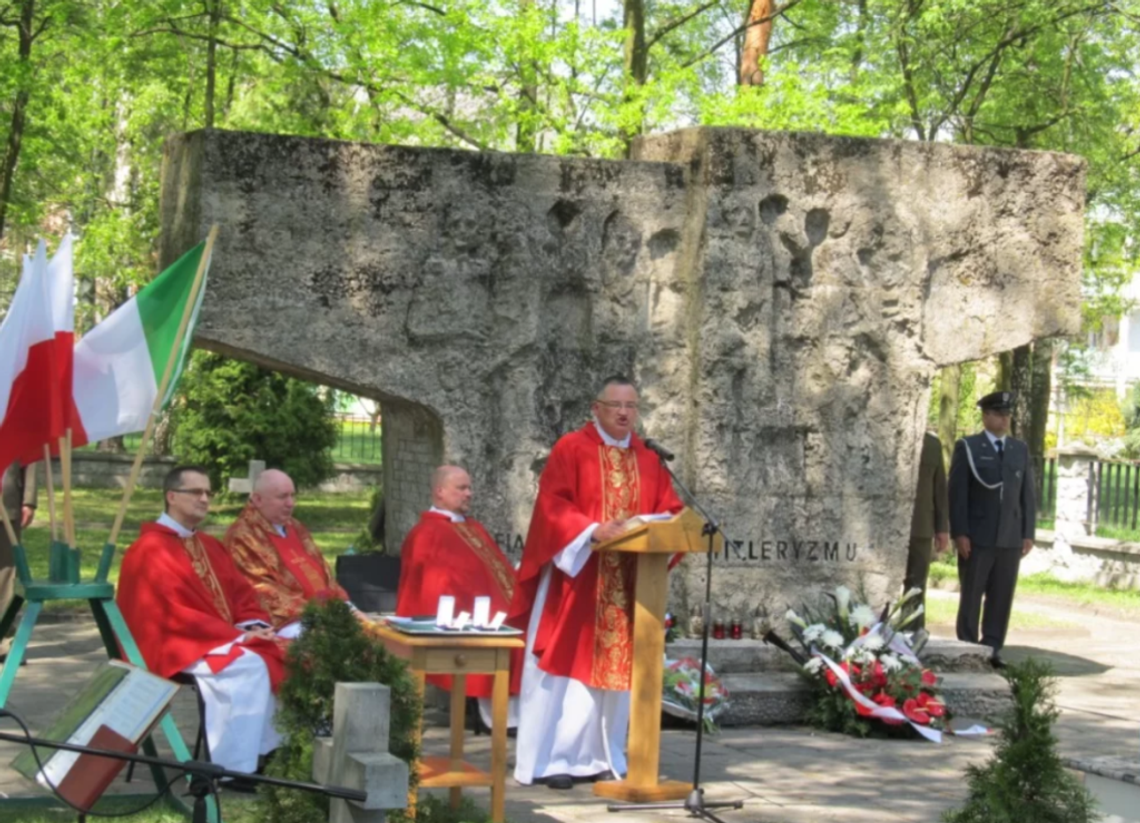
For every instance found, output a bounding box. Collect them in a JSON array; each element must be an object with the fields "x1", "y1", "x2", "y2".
[{"x1": 0, "y1": 236, "x2": 75, "y2": 473}]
